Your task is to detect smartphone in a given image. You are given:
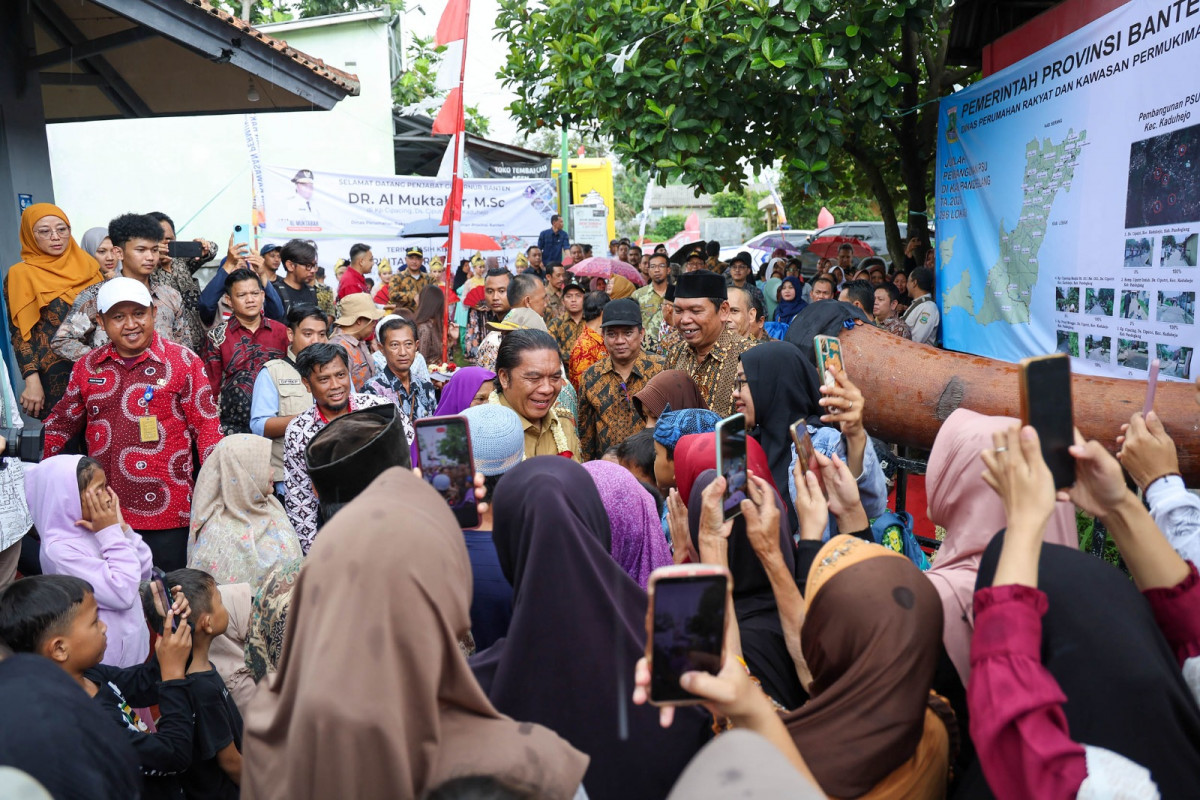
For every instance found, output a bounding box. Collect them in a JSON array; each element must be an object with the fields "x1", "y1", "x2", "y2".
[
  {"x1": 645, "y1": 564, "x2": 730, "y2": 705},
  {"x1": 1018, "y1": 353, "x2": 1076, "y2": 489},
  {"x1": 415, "y1": 416, "x2": 480, "y2": 528},
  {"x1": 150, "y1": 567, "x2": 175, "y2": 633},
  {"x1": 714, "y1": 414, "x2": 747, "y2": 520},
  {"x1": 232, "y1": 224, "x2": 251, "y2": 252},
  {"x1": 166, "y1": 240, "x2": 203, "y2": 259},
  {"x1": 789, "y1": 420, "x2": 823, "y2": 492},
  {"x1": 814, "y1": 335, "x2": 844, "y2": 387},
  {"x1": 1143, "y1": 359, "x2": 1160, "y2": 416}
]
